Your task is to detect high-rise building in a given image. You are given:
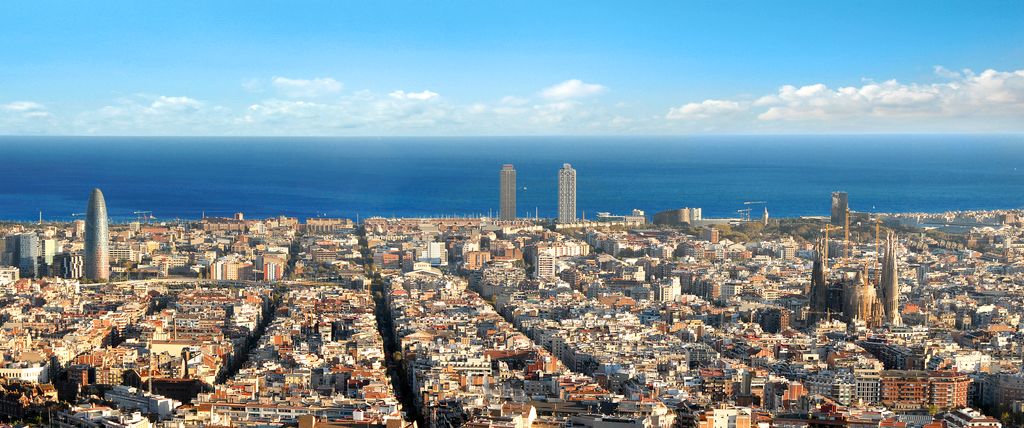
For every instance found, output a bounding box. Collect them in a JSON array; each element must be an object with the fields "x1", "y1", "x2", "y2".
[
  {"x1": 534, "y1": 250, "x2": 556, "y2": 279},
  {"x1": 558, "y1": 163, "x2": 577, "y2": 223},
  {"x1": 16, "y1": 233, "x2": 40, "y2": 278},
  {"x1": 2, "y1": 236, "x2": 17, "y2": 271},
  {"x1": 54, "y1": 252, "x2": 84, "y2": 279},
  {"x1": 499, "y1": 164, "x2": 516, "y2": 220},
  {"x1": 423, "y1": 242, "x2": 448, "y2": 267},
  {"x1": 263, "y1": 262, "x2": 283, "y2": 282},
  {"x1": 879, "y1": 233, "x2": 902, "y2": 326},
  {"x1": 831, "y1": 191, "x2": 849, "y2": 226},
  {"x1": 0, "y1": 237, "x2": 9, "y2": 266},
  {"x1": 73, "y1": 219, "x2": 86, "y2": 239},
  {"x1": 40, "y1": 239, "x2": 57, "y2": 267},
  {"x1": 85, "y1": 188, "x2": 110, "y2": 281}
]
